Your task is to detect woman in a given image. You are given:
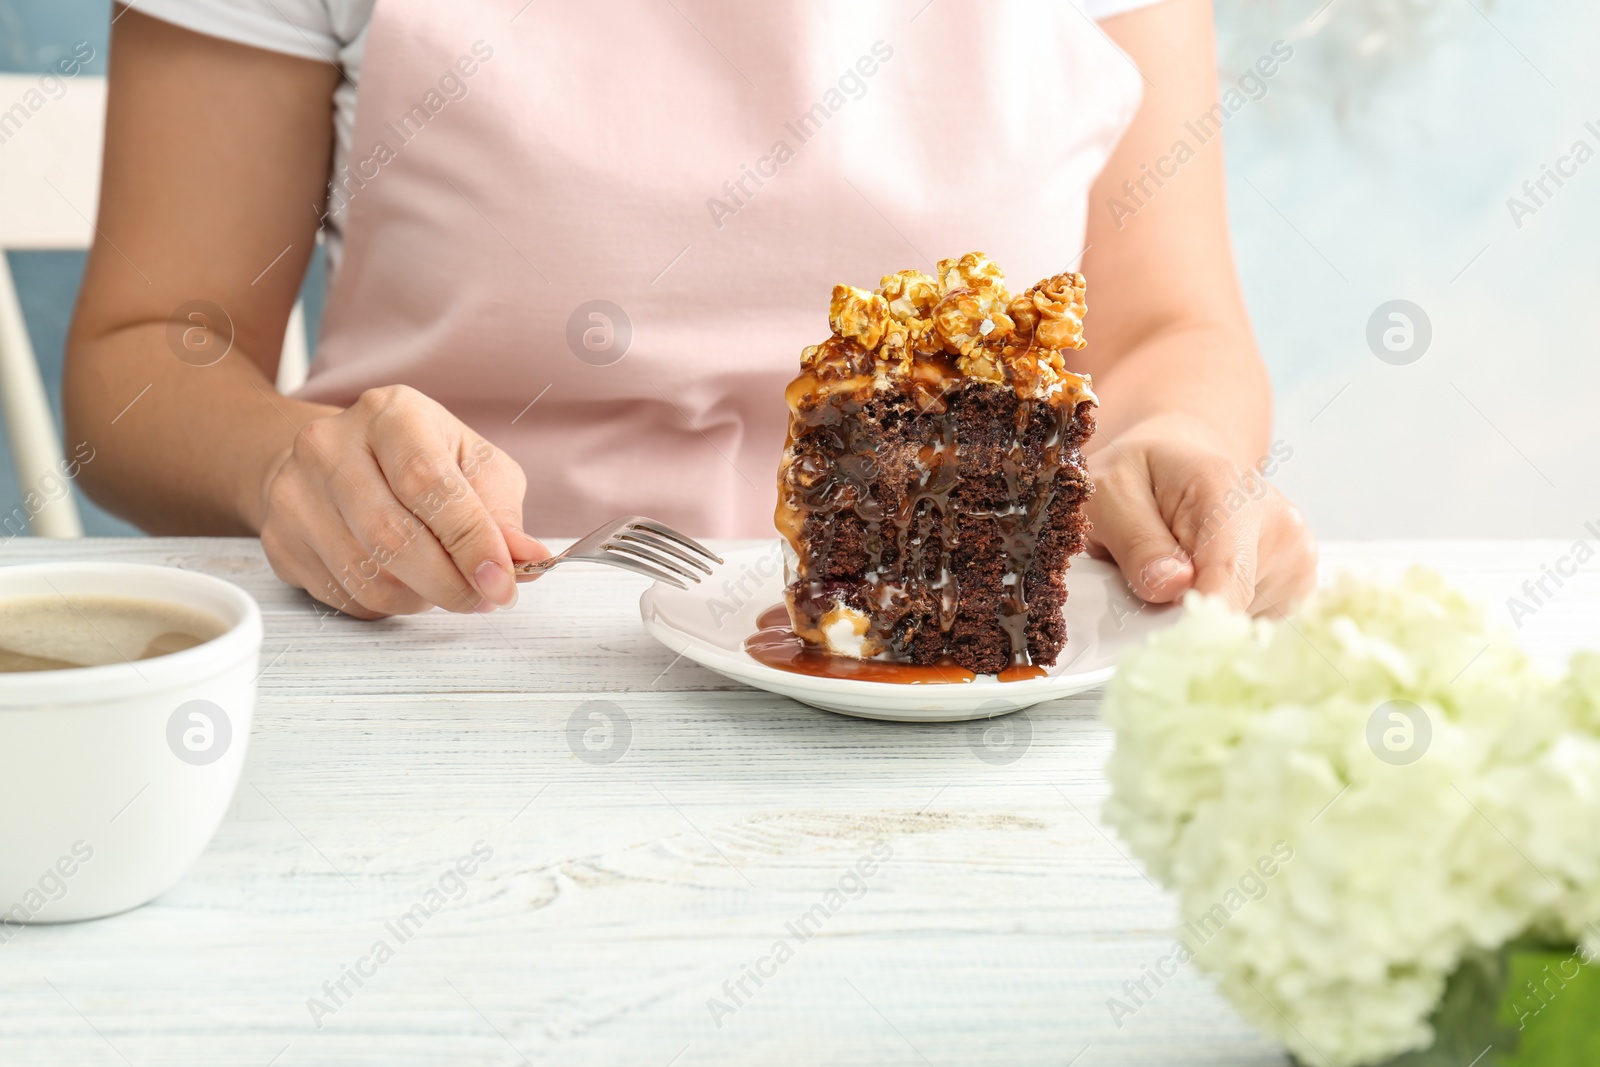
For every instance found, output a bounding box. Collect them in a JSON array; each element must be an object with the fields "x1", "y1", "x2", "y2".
[{"x1": 64, "y1": 0, "x2": 1315, "y2": 619}]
